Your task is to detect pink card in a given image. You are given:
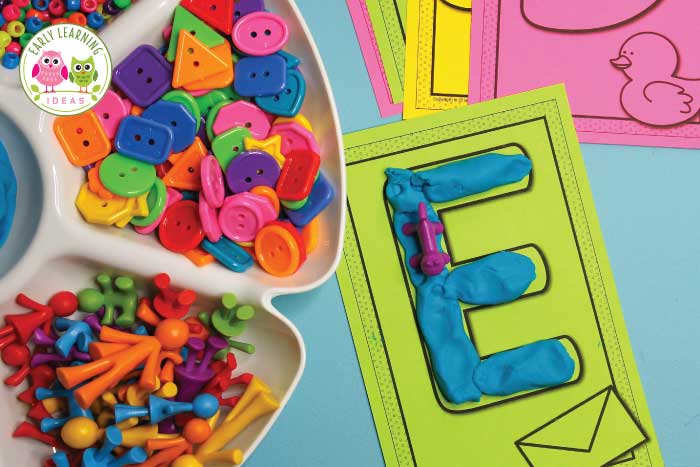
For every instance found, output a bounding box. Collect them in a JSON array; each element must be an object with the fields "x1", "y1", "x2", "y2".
[
  {"x1": 346, "y1": 0, "x2": 403, "y2": 118},
  {"x1": 470, "y1": 0, "x2": 700, "y2": 148}
]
